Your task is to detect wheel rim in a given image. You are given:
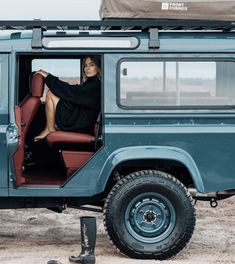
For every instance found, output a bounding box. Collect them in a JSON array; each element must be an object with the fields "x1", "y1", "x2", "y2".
[{"x1": 125, "y1": 192, "x2": 176, "y2": 243}]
